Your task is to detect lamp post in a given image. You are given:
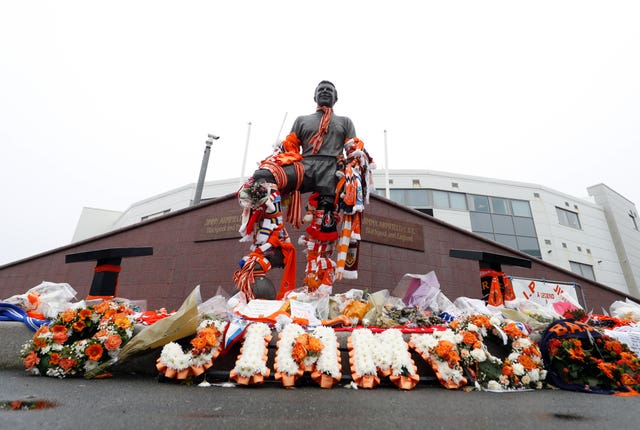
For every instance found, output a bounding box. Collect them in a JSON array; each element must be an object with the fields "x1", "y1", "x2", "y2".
[{"x1": 192, "y1": 134, "x2": 219, "y2": 206}]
